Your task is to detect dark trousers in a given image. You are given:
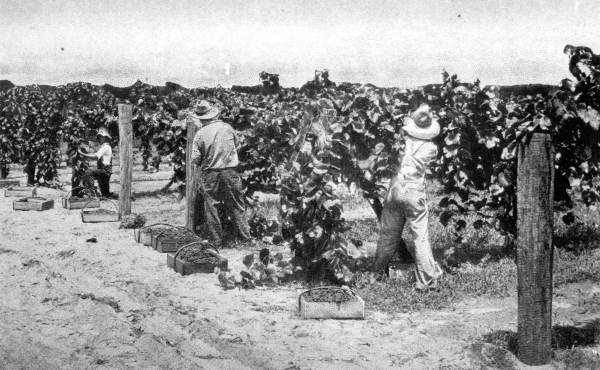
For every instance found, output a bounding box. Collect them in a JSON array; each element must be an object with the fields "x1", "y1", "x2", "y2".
[
  {"x1": 82, "y1": 168, "x2": 111, "y2": 197},
  {"x1": 197, "y1": 168, "x2": 250, "y2": 247},
  {"x1": 24, "y1": 157, "x2": 38, "y2": 185}
]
